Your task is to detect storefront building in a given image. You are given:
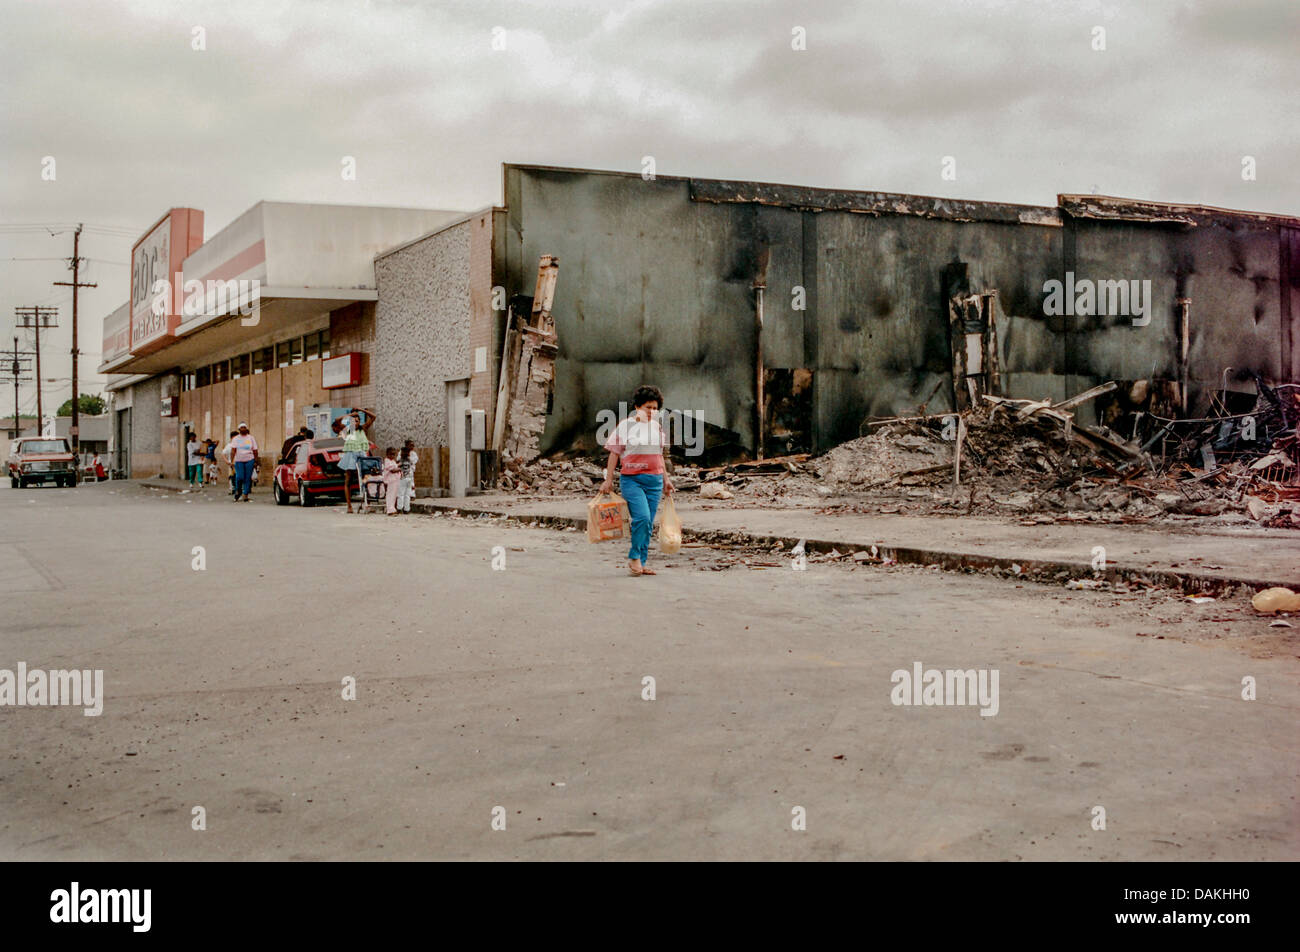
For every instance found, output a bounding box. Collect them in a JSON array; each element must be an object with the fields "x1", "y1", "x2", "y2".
[{"x1": 99, "y1": 202, "x2": 462, "y2": 480}]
